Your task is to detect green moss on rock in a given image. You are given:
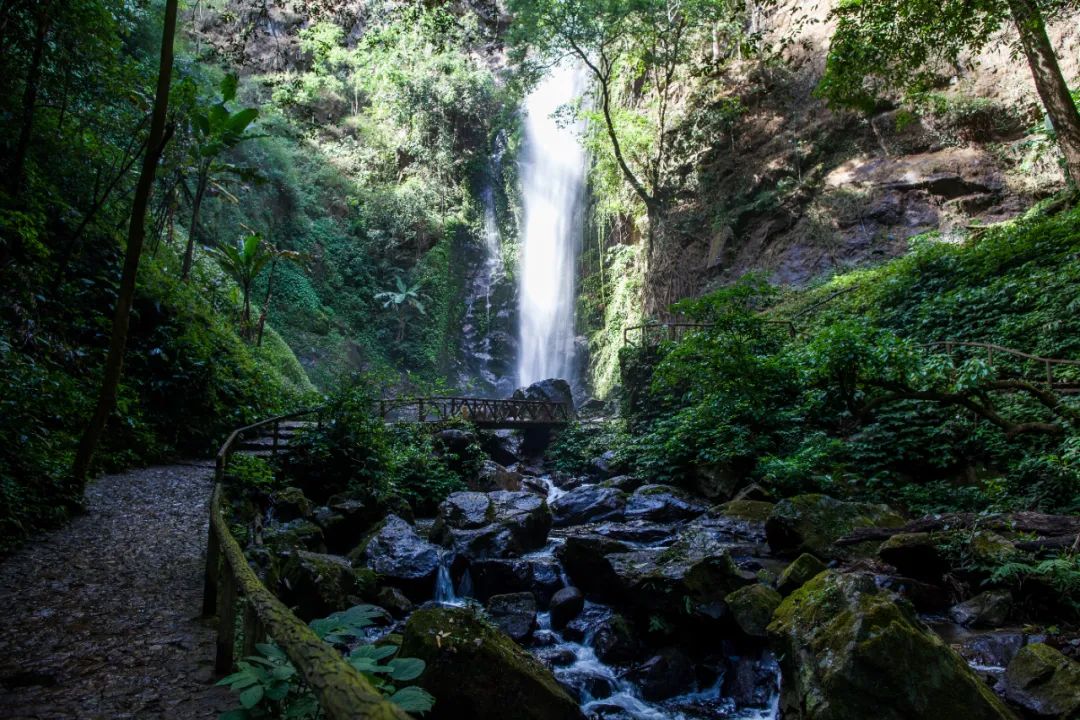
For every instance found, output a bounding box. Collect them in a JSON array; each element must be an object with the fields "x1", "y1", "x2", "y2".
[
  {"x1": 776, "y1": 553, "x2": 827, "y2": 596},
  {"x1": 1003, "y1": 643, "x2": 1080, "y2": 719},
  {"x1": 768, "y1": 570, "x2": 1017, "y2": 720},
  {"x1": 716, "y1": 500, "x2": 775, "y2": 523},
  {"x1": 400, "y1": 606, "x2": 585, "y2": 720},
  {"x1": 765, "y1": 494, "x2": 904, "y2": 559},
  {"x1": 726, "y1": 583, "x2": 782, "y2": 637}
]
